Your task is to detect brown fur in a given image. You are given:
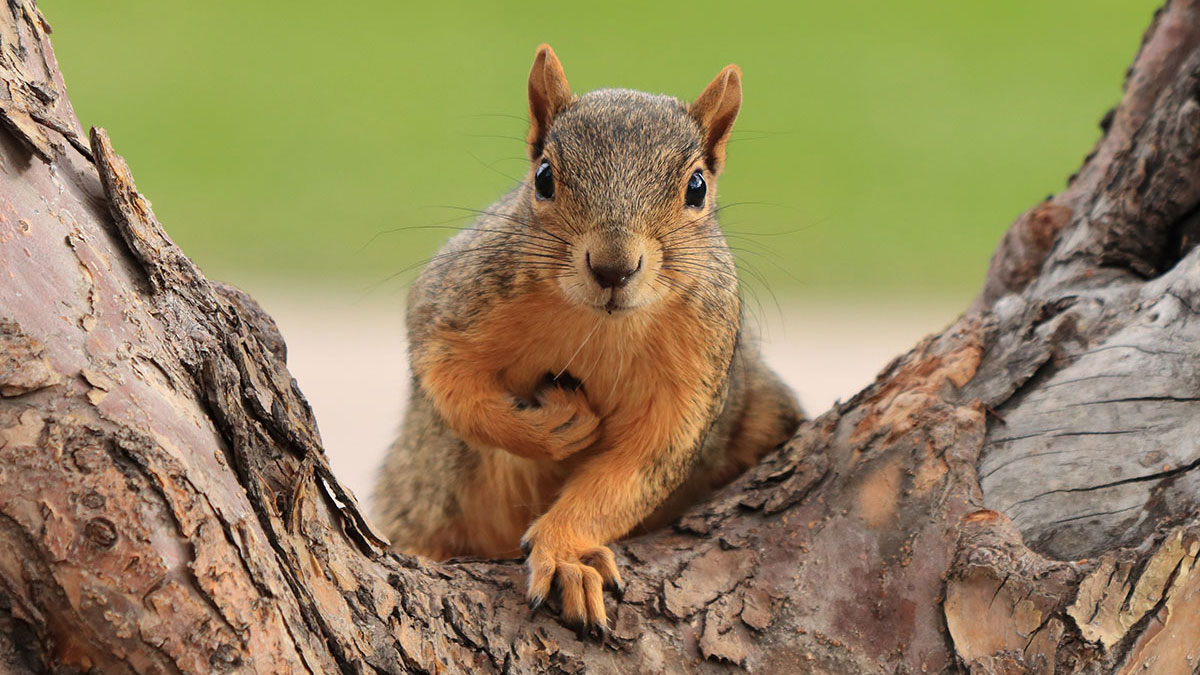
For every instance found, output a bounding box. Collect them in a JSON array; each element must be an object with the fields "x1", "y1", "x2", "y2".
[{"x1": 372, "y1": 44, "x2": 802, "y2": 630}]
